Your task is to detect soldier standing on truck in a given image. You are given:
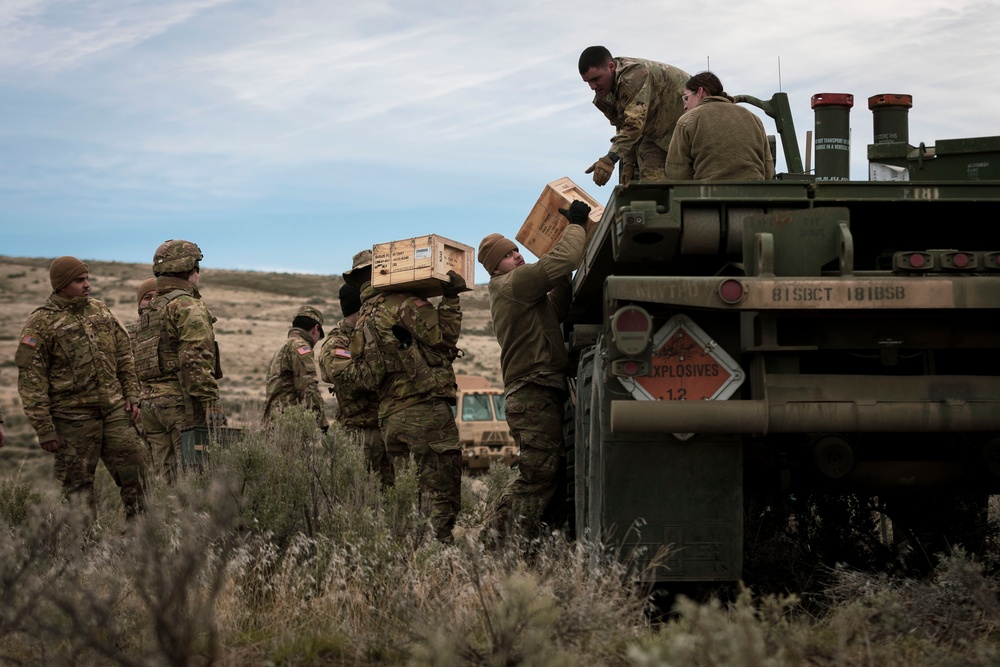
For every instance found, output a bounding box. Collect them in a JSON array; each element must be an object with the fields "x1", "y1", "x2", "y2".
[
  {"x1": 478, "y1": 200, "x2": 590, "y2": 532},
  {"x1": 15, "y1": 256, "x2": 147, "y2": 521},
  {"x1": 342, "y1": 249, "x2": 469, "y2": 543},
  {"x1": 133, "y1": 240, "x2": 224, "y2": 485},
  {"x1": 263, "y1": 305, "x2": 328, "y2": 432},
  {"x1": 579, "y1": 45, "x2": 690, "y2": 186},
  {"x1": 318, "y1": 282, "x2": 394, "y2": 488}
]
